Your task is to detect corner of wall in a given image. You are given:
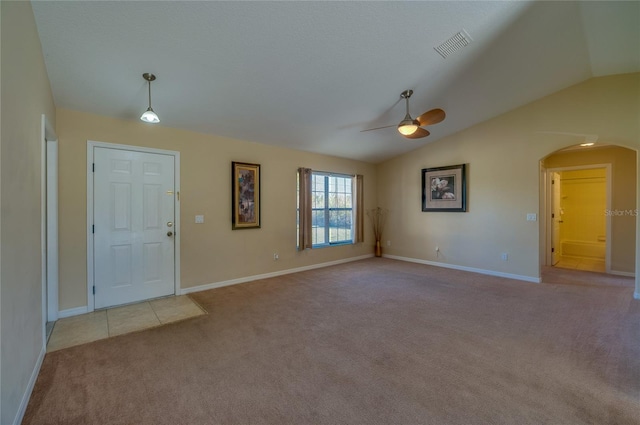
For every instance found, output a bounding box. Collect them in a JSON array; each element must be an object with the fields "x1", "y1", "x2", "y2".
[{"x1": 11, "y1": 347, "x2": 45, "y2": 425}]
